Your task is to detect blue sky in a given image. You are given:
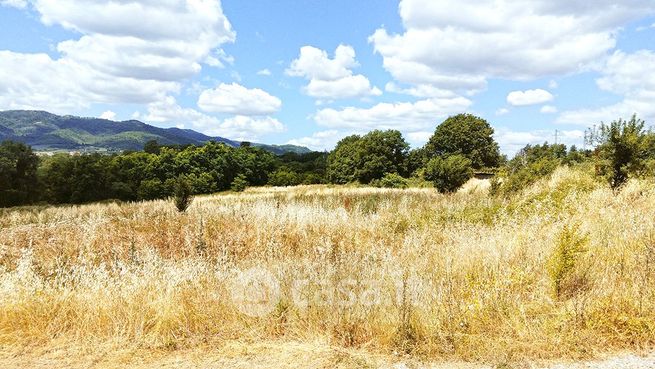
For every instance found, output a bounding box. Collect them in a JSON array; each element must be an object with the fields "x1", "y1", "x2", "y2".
[{"x1": 0, "y1": 1, "x2": 654, "y2": 154}]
